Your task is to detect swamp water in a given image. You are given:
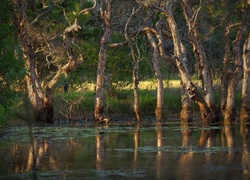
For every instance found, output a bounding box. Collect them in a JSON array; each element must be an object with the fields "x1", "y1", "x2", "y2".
[{"x1": 0, "y1": 122, "x2": 250, "y2": 180}]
